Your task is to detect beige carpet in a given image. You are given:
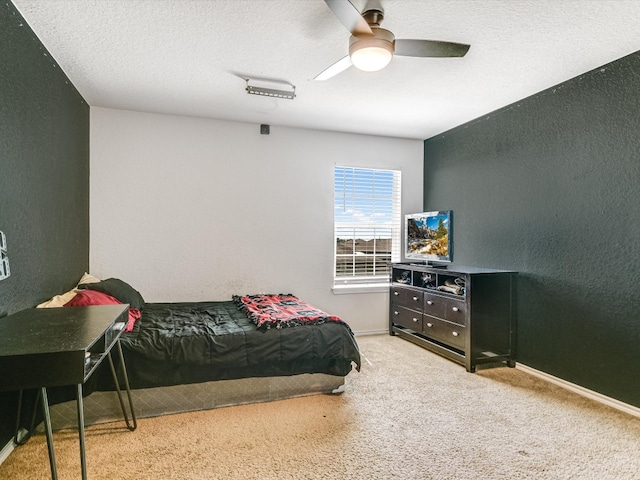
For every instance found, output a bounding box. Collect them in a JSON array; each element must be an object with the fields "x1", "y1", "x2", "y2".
[{"x1": 1, "y1": 334, "x2": 640, "y2": 480}]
